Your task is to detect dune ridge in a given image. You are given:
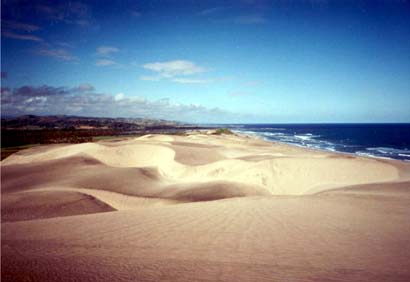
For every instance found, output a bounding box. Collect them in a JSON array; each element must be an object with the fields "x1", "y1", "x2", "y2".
[{"x1": 2, "y1": 133, "x2": 403, "y2": 198}]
